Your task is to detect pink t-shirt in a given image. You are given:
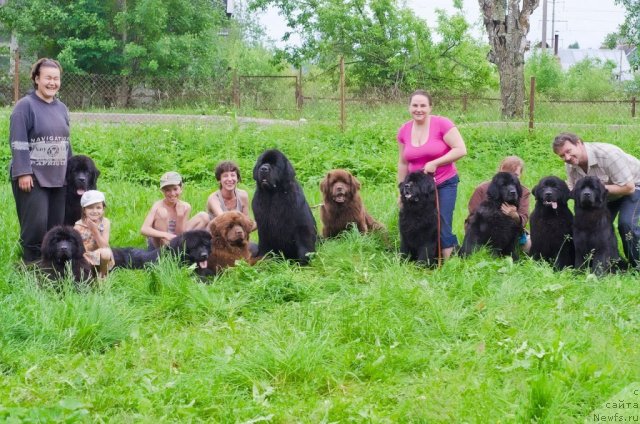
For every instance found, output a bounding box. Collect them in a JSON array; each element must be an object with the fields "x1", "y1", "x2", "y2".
[{"x1": 397, "y1": 115, "x2": 457, "y2": 185}]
